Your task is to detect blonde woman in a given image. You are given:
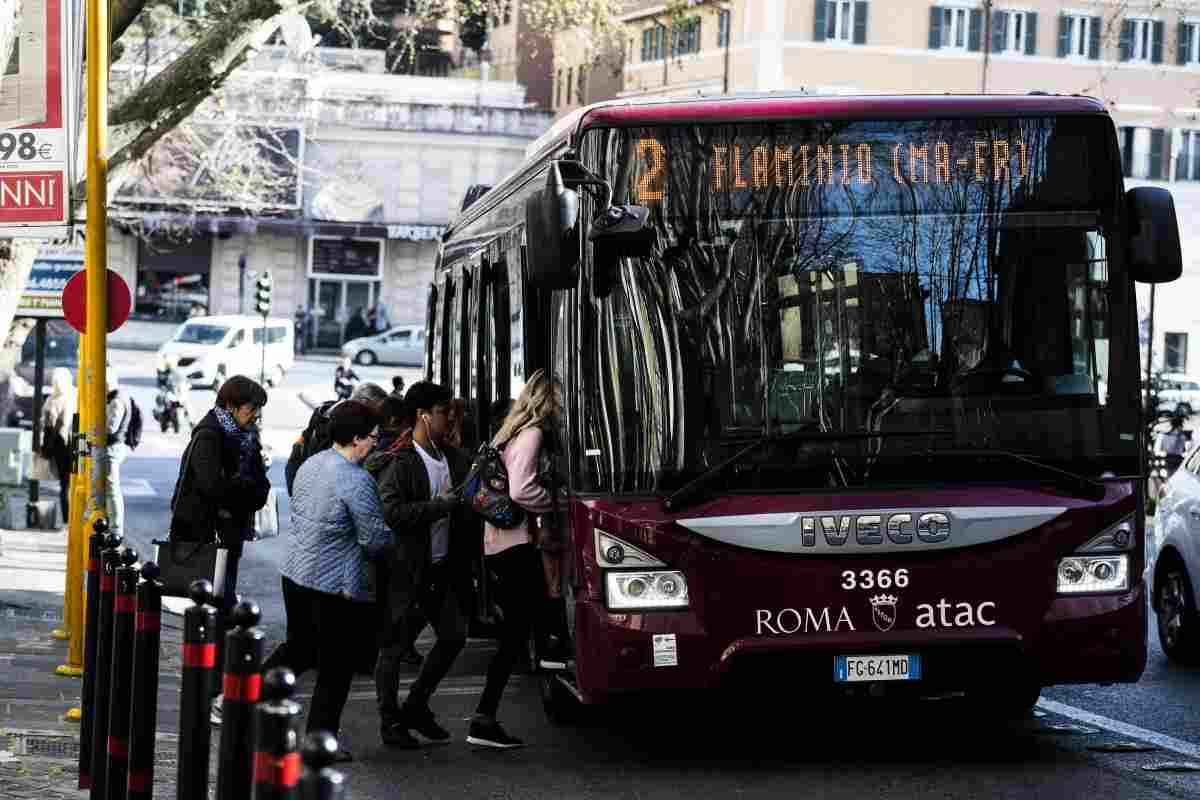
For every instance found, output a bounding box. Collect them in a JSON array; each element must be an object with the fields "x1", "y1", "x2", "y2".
[
  {"x1": 468, "y1": 369, "x2": 563, "y2": 749},
  {"x1": 39, "y1": 368, "x2": 76, "y2": 521}
]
